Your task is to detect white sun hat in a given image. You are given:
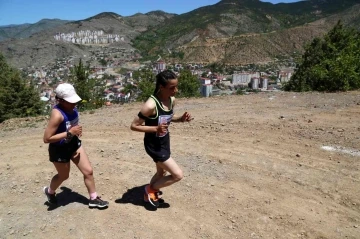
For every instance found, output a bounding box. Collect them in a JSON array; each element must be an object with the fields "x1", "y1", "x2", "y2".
[{"x1": 55, "y1": 83, "x2": 82, "y2": 103}]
